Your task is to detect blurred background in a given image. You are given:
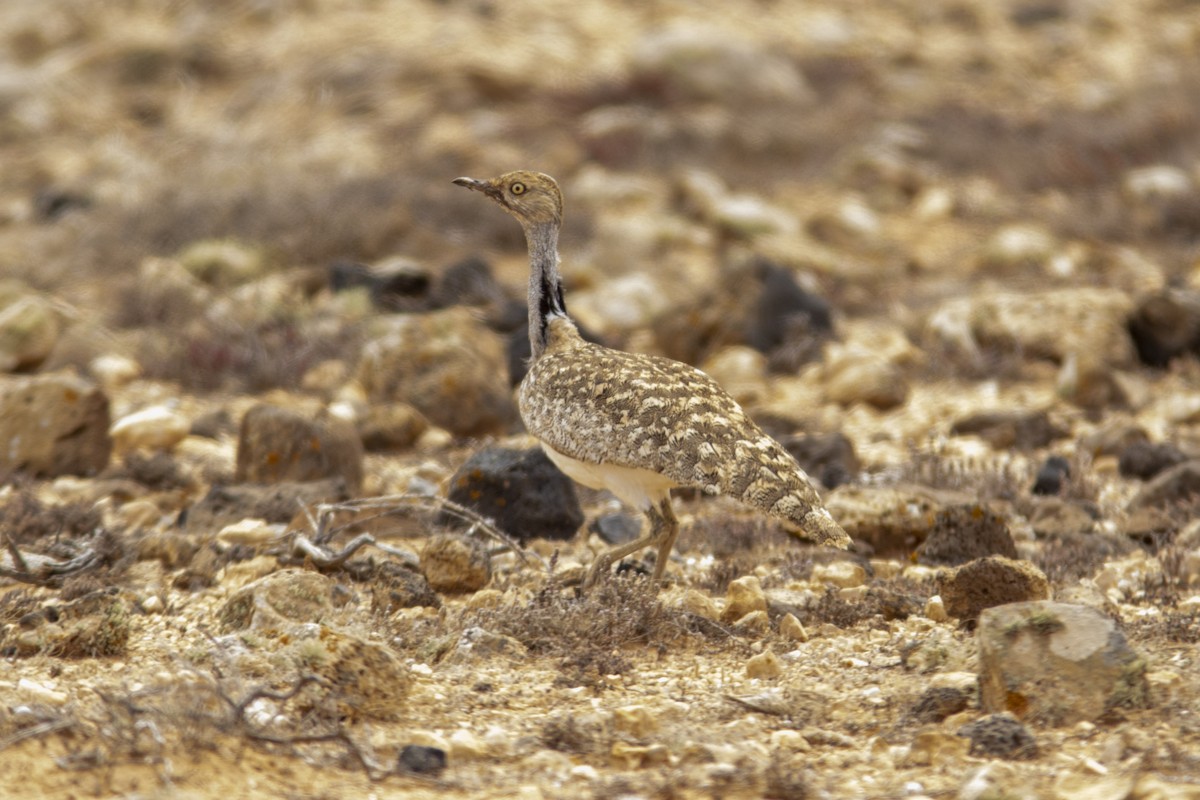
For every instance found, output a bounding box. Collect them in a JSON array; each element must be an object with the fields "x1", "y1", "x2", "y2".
[{"x1": 1, "y1": 0, "x2": 1198, "y2": 393}]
